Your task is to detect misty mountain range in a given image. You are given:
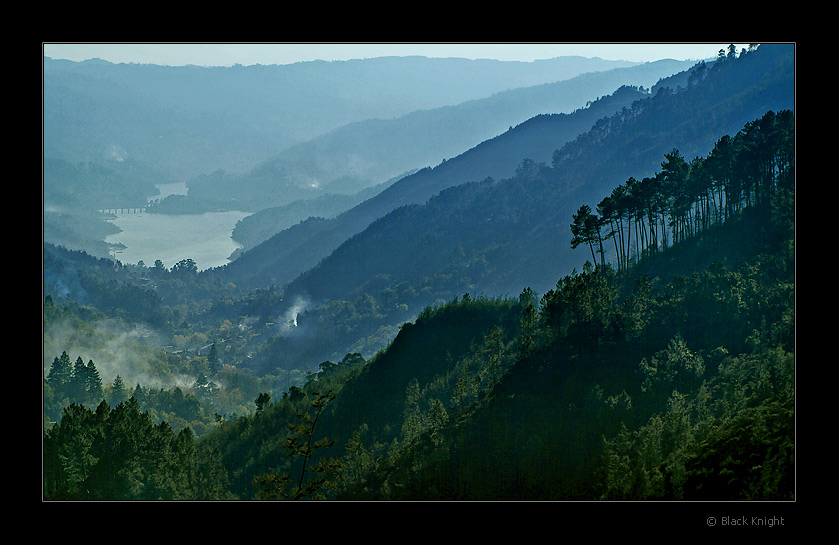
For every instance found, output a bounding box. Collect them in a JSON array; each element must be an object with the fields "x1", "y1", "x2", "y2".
[
  {"x1": 227, "y1": 44, "x2": 794, "y2": 371},
  {"x1": 221, "y1": 59, "x2": 700, "y2": 252},
  {"x1": 184, "y1": 58, "x2": 698, "y2": 212},
  {"x1": 43, "y1": 44, "x2": 795, "y2": 372},
  {"x1": 43, "y1": 53, "x2": 696, "y2": 260},
  {"x1": 43, "y1": 54, "x2": 645, "y2": 182},
  {"x1": 220, "y1": 84, "x2": 654, "y2": 290},
  {"x1": 221, "y1": 45, "x2": 794, "y2": 300}
]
